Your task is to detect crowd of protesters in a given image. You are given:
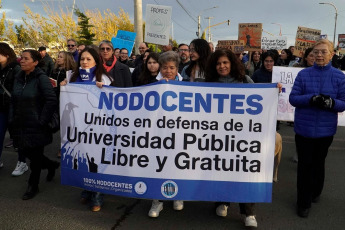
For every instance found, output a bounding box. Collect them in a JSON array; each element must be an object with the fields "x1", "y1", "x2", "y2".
[{"x1": 0, "y1": 36, "x2": 345, "y2": 229}]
